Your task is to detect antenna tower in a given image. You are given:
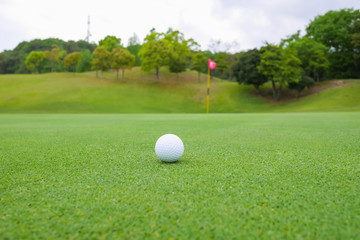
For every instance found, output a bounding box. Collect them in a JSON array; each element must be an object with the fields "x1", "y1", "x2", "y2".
[{"x1": 86, "y1": 16, "x2": 92, "y2": 42}]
